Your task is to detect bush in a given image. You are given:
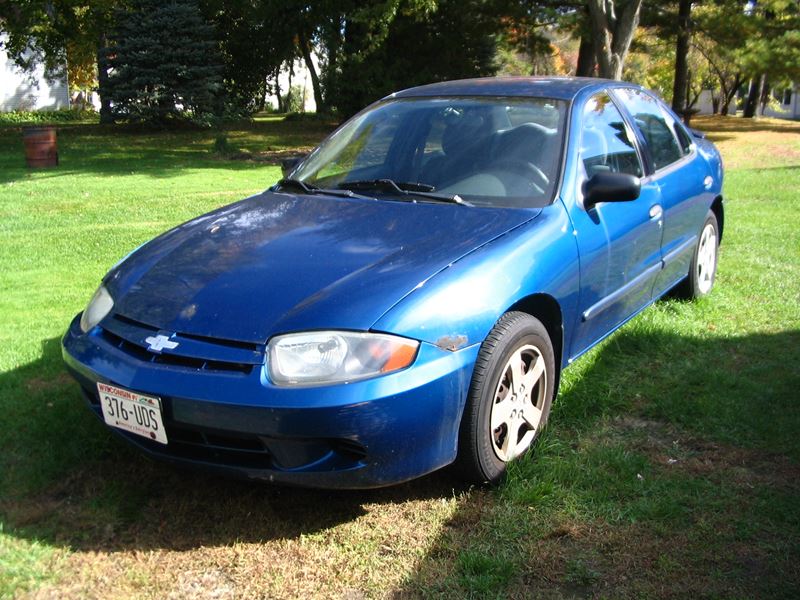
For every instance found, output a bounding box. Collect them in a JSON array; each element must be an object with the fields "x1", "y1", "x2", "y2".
[
  {"x1": 283, "y1": 111, "x2": 332, "y2": 123},
  {"x1": 280, "y1": 85, "x2": 306, "y2": 114},
  {"x1": 0, "y1": 109, "x2": 98, "y2": 126}
]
